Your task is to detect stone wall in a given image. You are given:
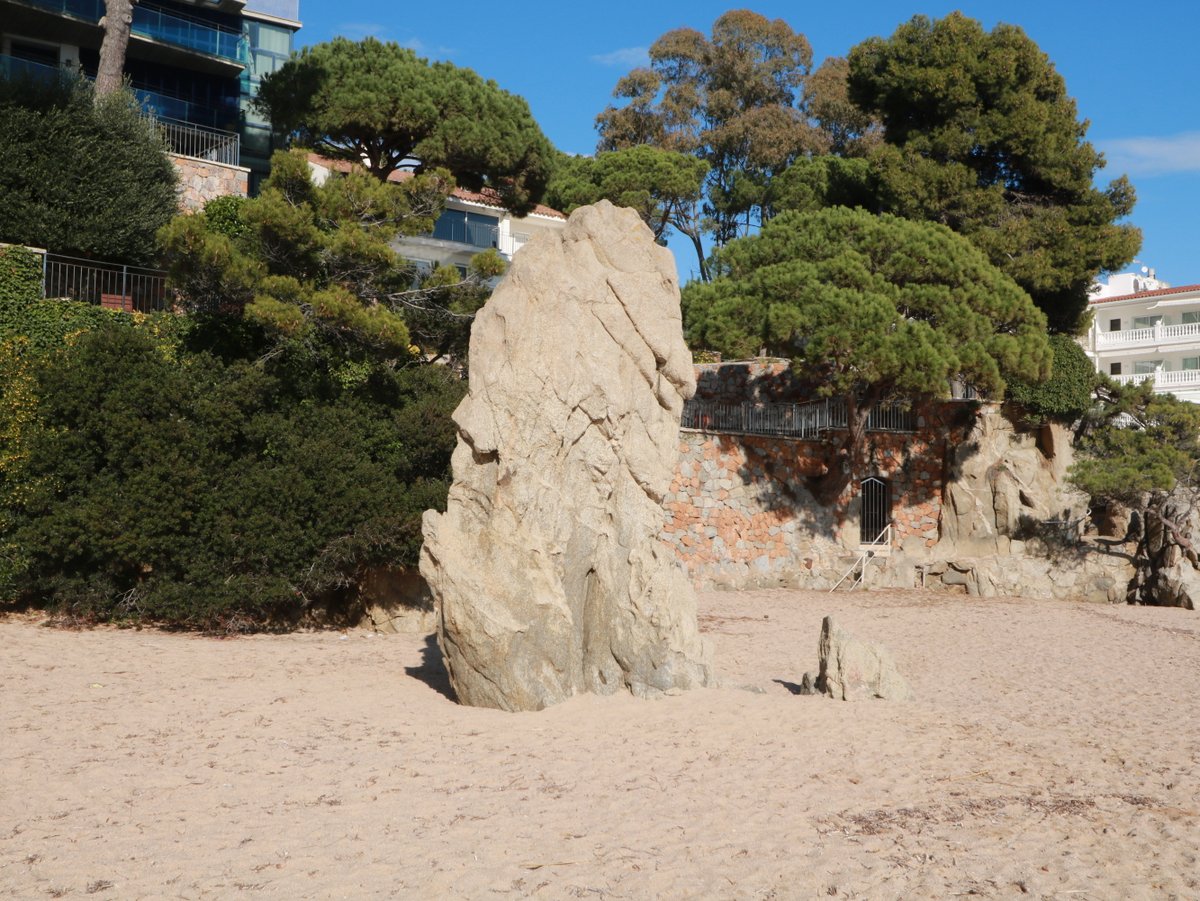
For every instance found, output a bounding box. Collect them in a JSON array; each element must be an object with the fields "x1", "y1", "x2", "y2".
[
  {"x1": 660, "y1": 402, "x2": 962, "y2": 589},
  {"x1": 170, "y1": 154, "x2": 249, "y2": 211},
  {"x1": 662, "y1": 363, "x2": 1135, "y2": 601}
]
